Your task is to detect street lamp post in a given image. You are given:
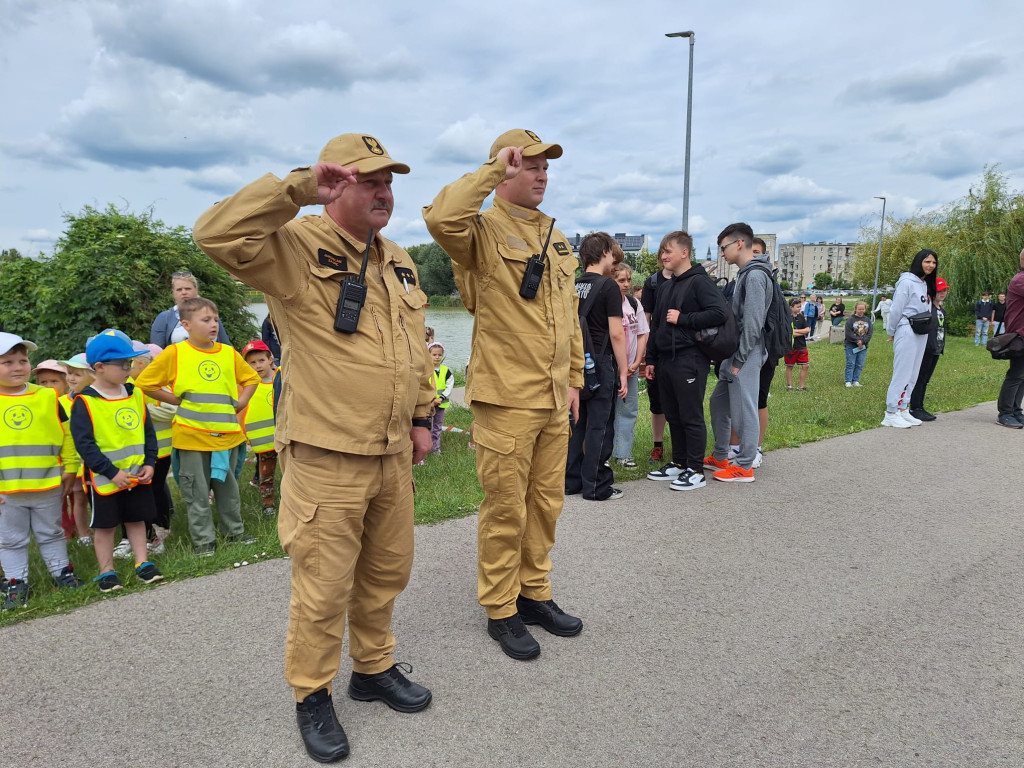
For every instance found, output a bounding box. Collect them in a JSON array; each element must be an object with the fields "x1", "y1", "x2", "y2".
[
  {"x1": 871, "y1": 196, "x2": 886, "y2": 313},
  {"x1": 666, "y1": 30, "x2": 695, "y2": 232}
]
